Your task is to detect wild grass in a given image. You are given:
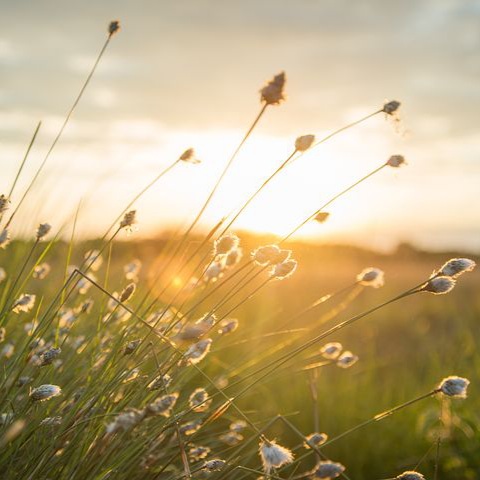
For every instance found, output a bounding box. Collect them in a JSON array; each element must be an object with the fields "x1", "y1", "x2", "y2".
[{"x1": 0, "y1": 19, "x2": 478, "y2": 480}]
